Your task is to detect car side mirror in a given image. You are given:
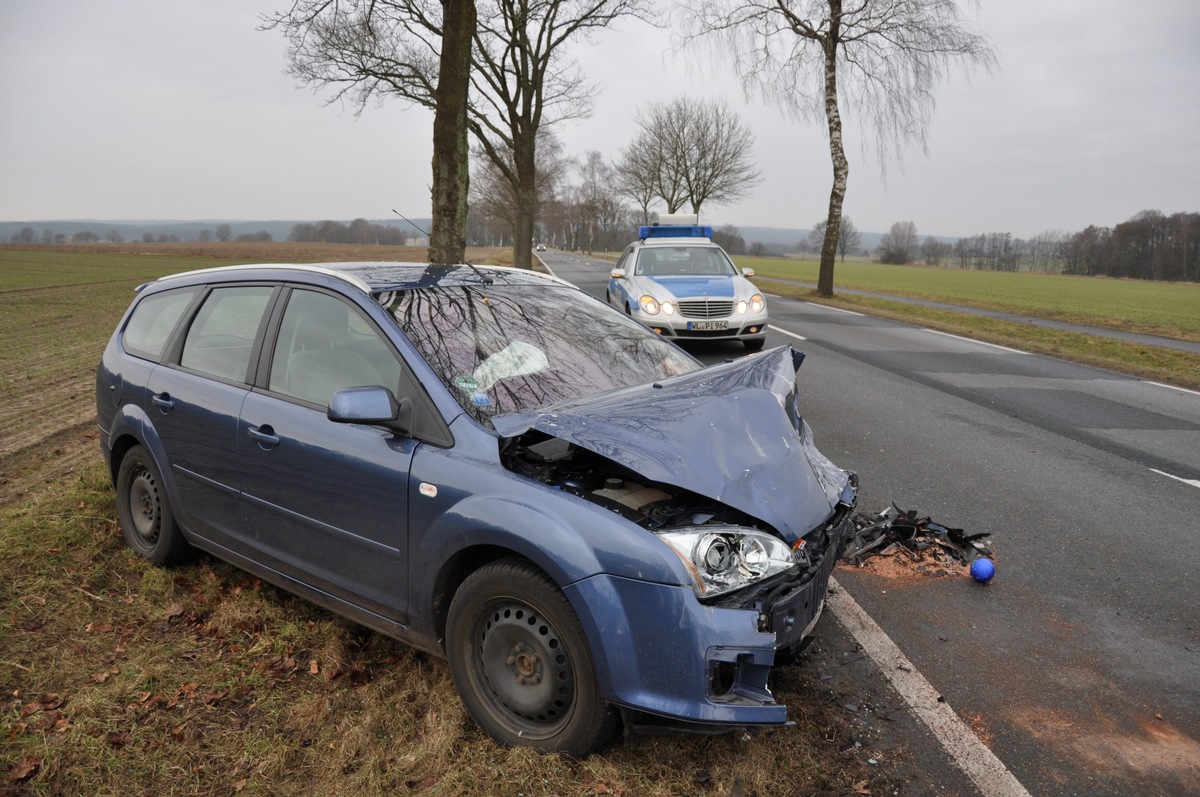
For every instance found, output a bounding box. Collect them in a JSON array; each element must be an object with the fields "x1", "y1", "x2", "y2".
[
  {"x1": 328, "y1": 386, "x2": 414, "y2": 436},
  {"x1": 741, "y1": 267, "x2": 756, "y2": 278},
  {"x1": 610, "y1": 270, "x2": 624, "y2": 279}
]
